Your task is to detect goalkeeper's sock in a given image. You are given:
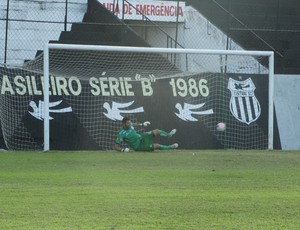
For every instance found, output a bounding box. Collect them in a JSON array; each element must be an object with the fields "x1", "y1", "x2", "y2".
[
  {"x1": 159, "y1": 145, "x2": 171, "y2": 150},
  {"x1": 159, "y1": 143, "x2": 179, "y2": 150},
  {"x1": 159, "y1": 130, "x2": 171, "y2": 137},
  {"x1": 159, "y1": 129, "x2": 176, "y2": 137}
]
